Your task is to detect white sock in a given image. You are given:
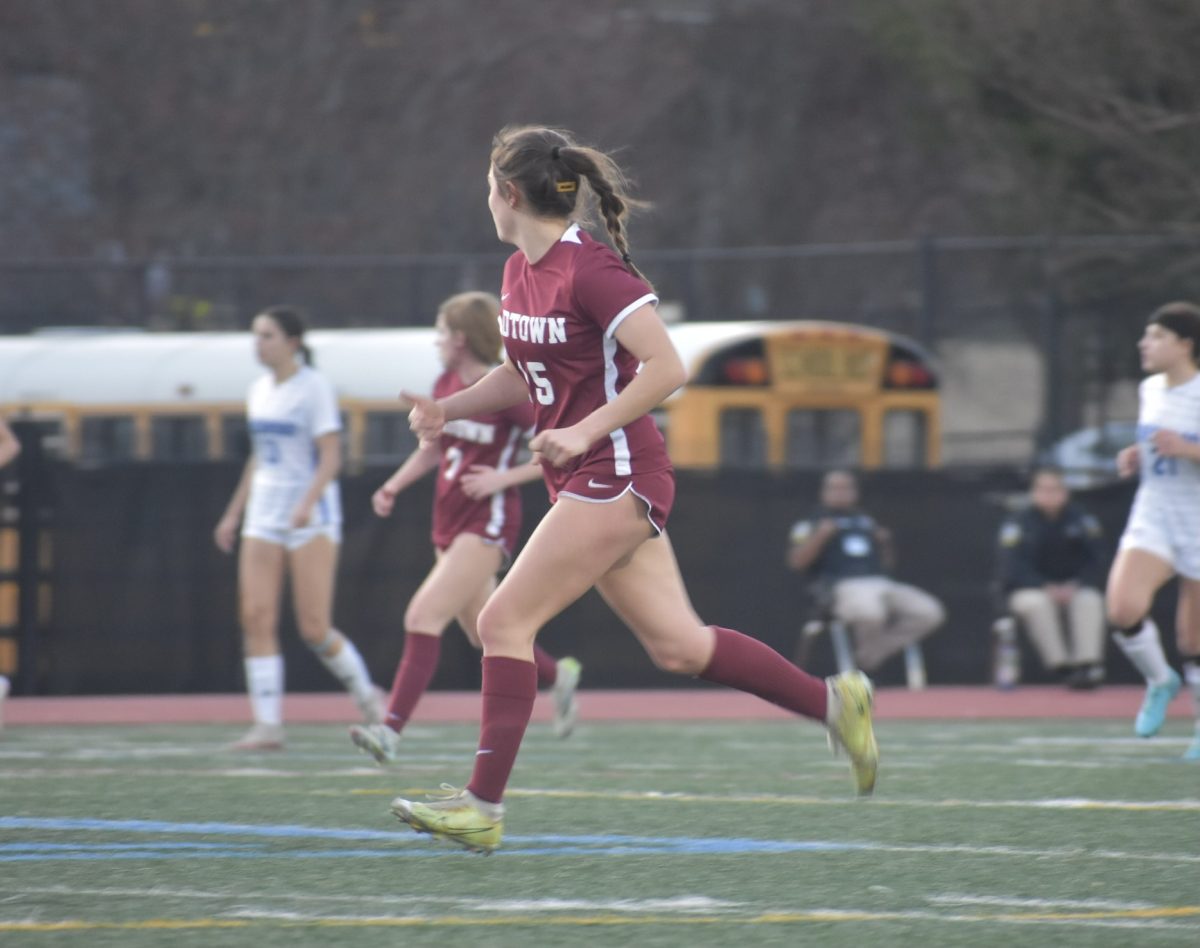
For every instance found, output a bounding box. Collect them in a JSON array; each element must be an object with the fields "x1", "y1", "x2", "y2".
[
  {"x1": 1112, "y1": 619, "x2": 1173, "y2": 687},
  {"x1": 311, "y1": 629, "x2": 375, "y2": 705},
  {"x1": 244, "y1": 655, "x2": 284, "y2": 726}
]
